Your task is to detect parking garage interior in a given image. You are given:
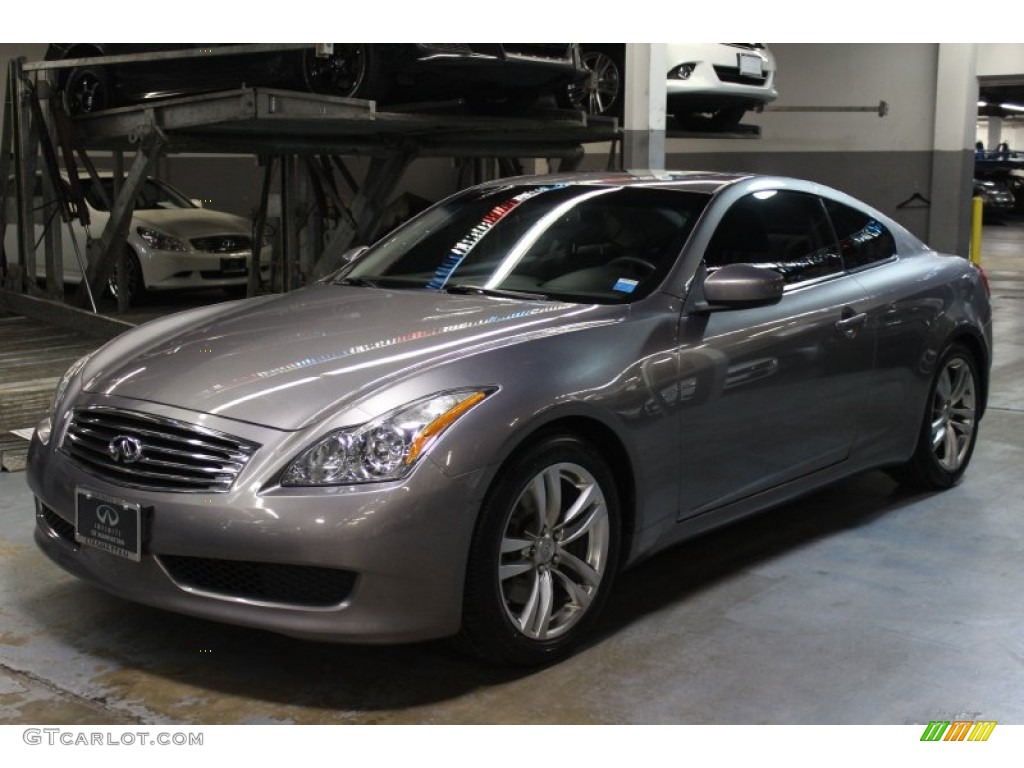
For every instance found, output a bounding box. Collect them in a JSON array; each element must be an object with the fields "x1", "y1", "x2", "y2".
[{"x1": 1, "y1": 36, "x2": 1023, "y2": 760}]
